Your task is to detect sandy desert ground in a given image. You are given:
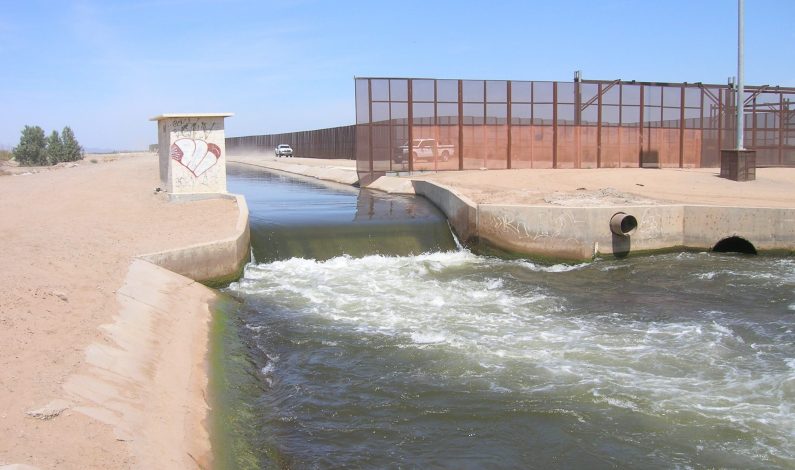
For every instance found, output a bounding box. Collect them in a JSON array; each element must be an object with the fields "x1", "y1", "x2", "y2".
[
  {"x1": 0, "y1": 153, "x2": 239, "y2": 469},
  {"x1": 415, "y1": 167, "x2": 795, "y2": 208}
]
